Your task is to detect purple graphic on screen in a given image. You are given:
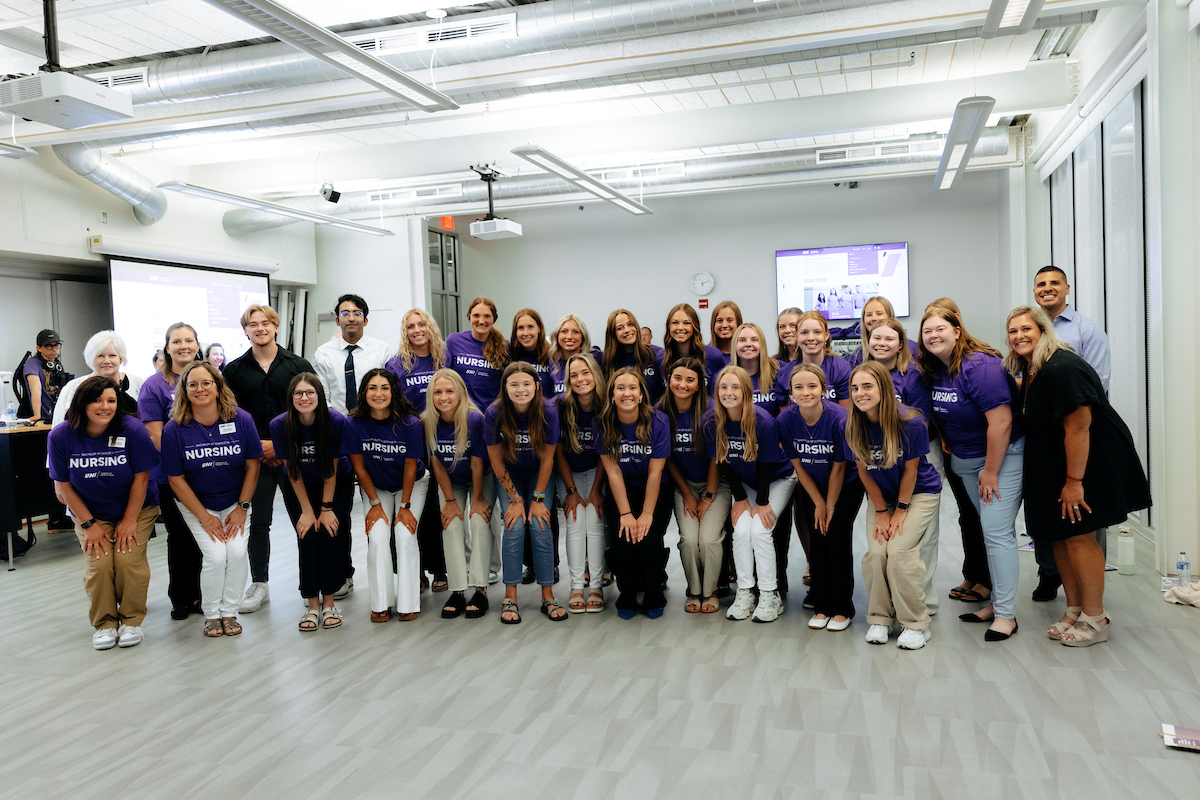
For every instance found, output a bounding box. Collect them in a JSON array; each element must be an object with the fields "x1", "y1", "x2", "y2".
[{"x1": 775, "y1": 242, "x2": 909, "y2": 321}]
